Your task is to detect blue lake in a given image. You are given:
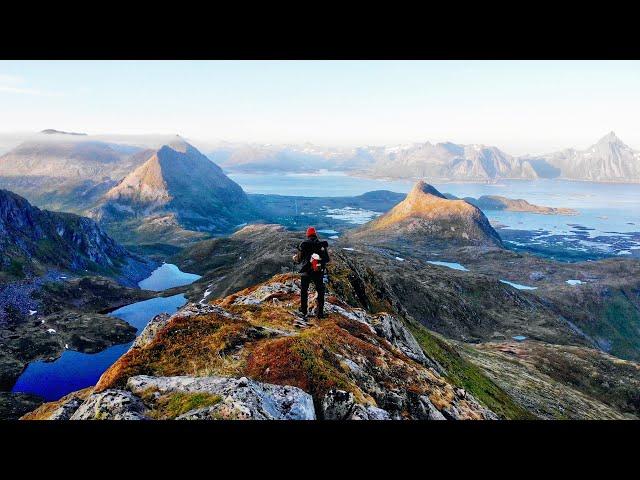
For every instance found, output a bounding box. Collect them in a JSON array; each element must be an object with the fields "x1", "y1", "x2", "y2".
[
  {"x1": 12, "y1": 264, "x2": 199, "y2": 401},
  {"x1": 139, "y1": 263, "x2": 201, "y2": 291}
]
